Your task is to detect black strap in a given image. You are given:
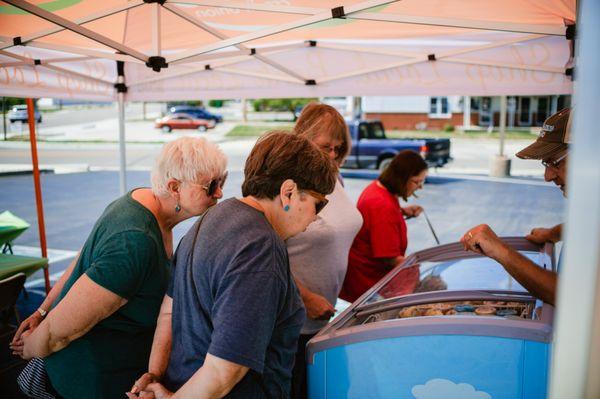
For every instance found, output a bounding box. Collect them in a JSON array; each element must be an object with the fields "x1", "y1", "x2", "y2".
[{"x1": 189, "y1": 211, "x2": 208, "y2": 266}]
